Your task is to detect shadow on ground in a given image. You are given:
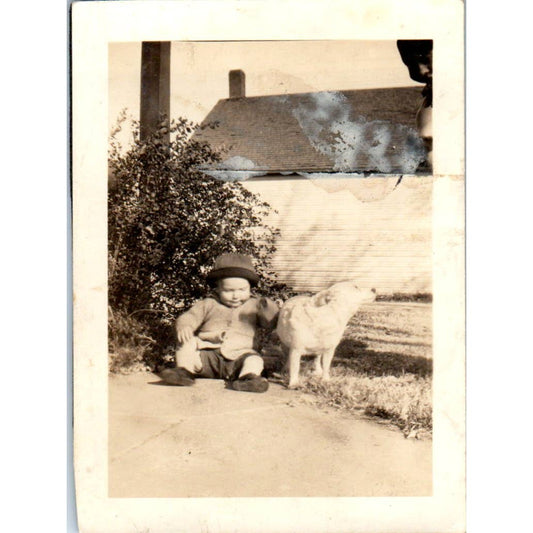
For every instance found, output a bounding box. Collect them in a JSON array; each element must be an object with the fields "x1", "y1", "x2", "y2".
[
  {"x1": 333, "y1": 339, "x2": 433, "y2": 377},
  {"x1": 262, "y1": 338, "x2": 432, "y2": 379}
]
